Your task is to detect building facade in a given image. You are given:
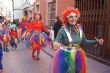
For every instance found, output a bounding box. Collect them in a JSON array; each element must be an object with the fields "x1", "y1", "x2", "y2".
[
  {"x1": 75, "y1": 0, "x2": 110, "y2": 65},
  {"x1": 24, "y1": 0, "x2": 74, "y2": 26},
  {"x1": 23, "y1": 0, "x2": 35, "y2": 19},
  {"x1": 40, "y1": 0, "x2": 74, "y2": 26},
  {"x1": 0, "y1": 0, "x2": 4, "y2": 16},
  {"x1": 13, "y1": 0, "x2": 24, "y2": 20},
  {"x1": 0, "y1": 0, "x2": 12, "y2": 21}
]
